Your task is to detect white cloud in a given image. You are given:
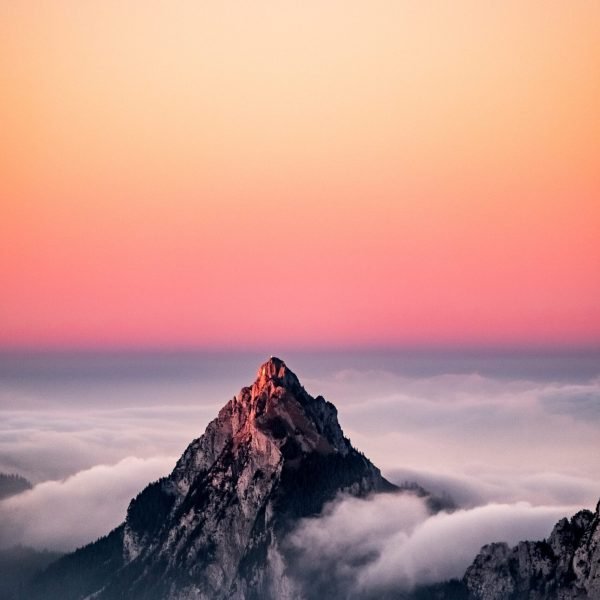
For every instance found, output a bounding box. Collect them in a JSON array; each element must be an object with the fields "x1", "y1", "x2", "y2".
[
  {"x1": 321, "y1": 371, "x2": 600, "y2": 496},
  {"x1": 386, "y1": 467, "x2": 600, "y2": 509},
  {"x1": 0, "y1": 456, "x2": 174, "y2": 552},
  {"x1": 0, "y1": 405, "x2": 212, "y2": 482},
  {"x1": 287, "y1": 493, "x2": 577, "y2": 594},
  {"x1": 357, "y1": 501, "x2": 575, "y2": 590}
]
